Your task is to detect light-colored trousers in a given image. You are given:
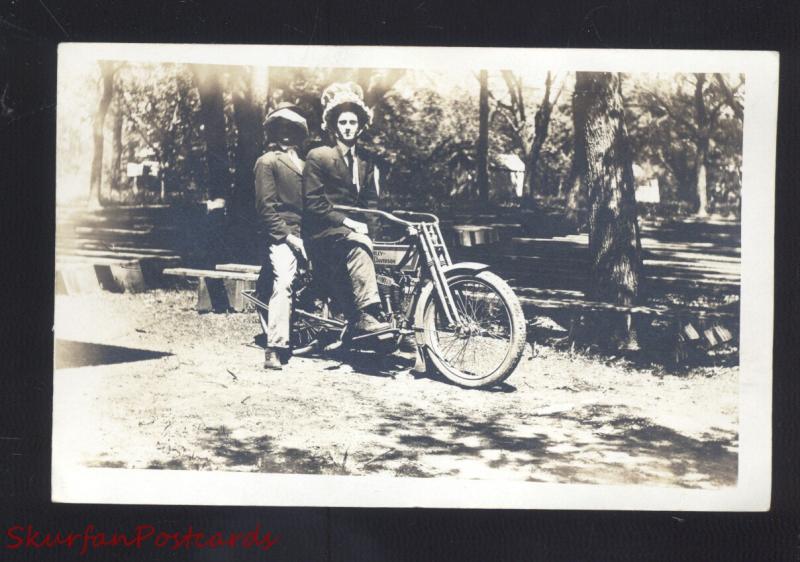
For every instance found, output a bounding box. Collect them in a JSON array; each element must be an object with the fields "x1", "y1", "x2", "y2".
[{"x1": 259, "y1": 242, "x2": 298, "y2": 349}]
